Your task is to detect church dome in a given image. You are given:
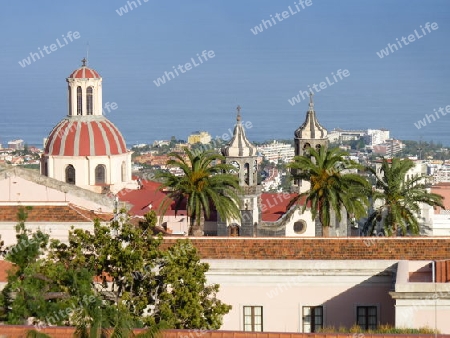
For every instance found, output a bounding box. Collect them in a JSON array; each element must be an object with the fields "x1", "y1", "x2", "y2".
[
  {"x1": 44, "y1": 115, "x2": 127, "y2": 157},
  {"x1": 68, "y1": 65, "x2": 101, "y2": 79}
]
